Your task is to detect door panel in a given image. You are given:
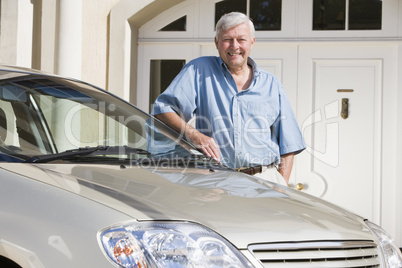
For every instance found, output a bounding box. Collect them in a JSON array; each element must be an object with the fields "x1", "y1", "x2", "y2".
[{"x1": 297, "y1": 56, "x2": 382, "y2": 223}]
